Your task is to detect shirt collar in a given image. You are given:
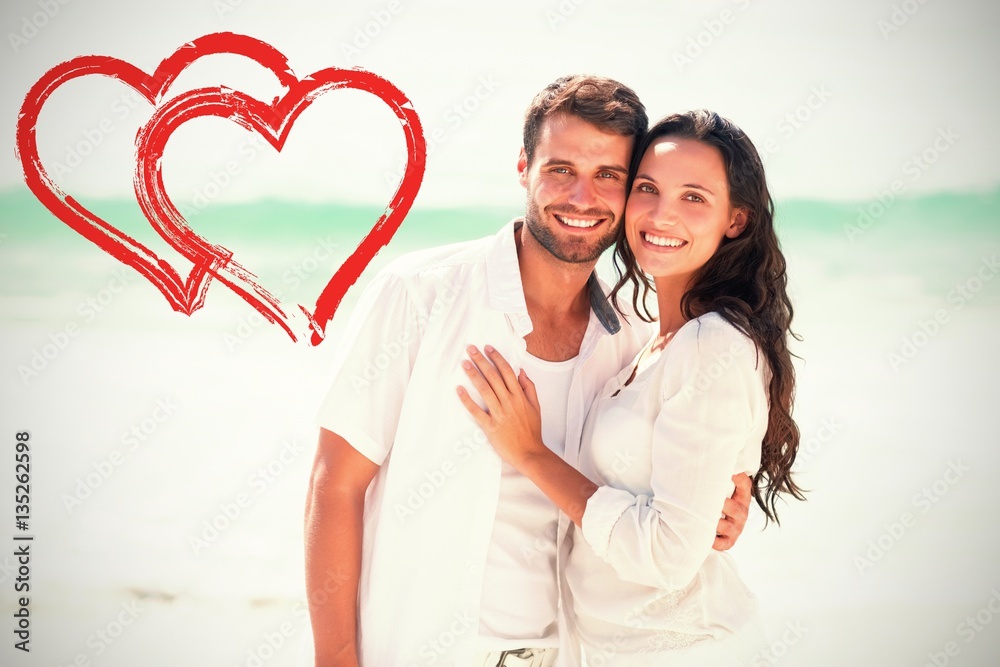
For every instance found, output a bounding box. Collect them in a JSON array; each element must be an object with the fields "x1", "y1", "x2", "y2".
[{"x1": 485, "y1": 218, "x2": 622, "y2": 336}]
